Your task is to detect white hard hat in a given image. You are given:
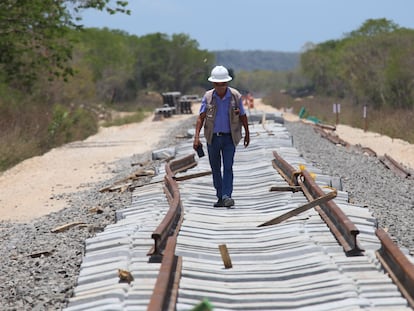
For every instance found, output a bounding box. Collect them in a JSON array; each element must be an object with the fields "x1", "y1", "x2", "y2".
[{"x1": 208, "y1": 65, "x2": 232, "y2": 82}]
